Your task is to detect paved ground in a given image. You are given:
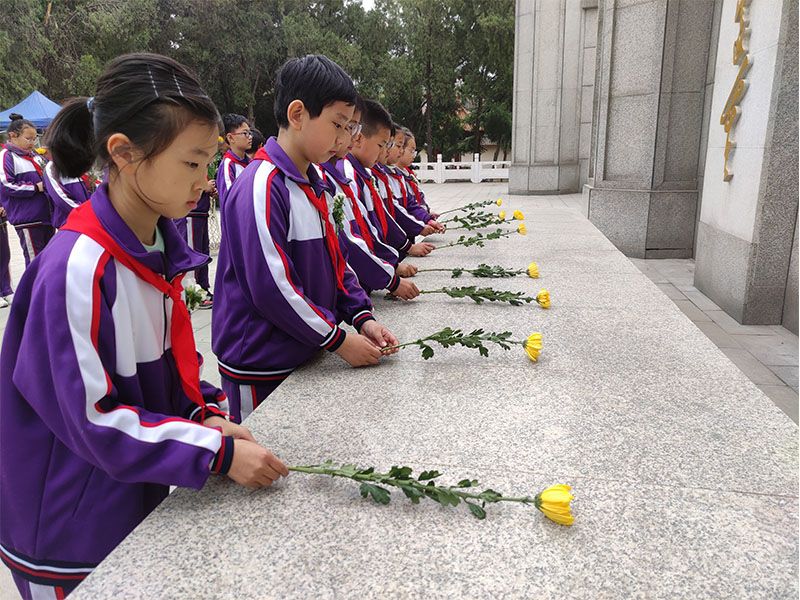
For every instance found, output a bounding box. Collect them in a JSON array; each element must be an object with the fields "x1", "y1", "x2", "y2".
[{"x1": 0, "y1": 182, "x2": 797, "y2": 598}]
